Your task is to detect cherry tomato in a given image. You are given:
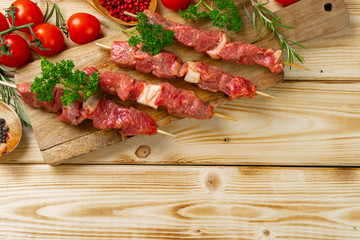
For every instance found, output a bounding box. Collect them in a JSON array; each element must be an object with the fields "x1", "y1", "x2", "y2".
[
  {"x1": 67, "y1": 13, "x2": 101, "y2": 44},
  {"x1": 0, "y1": 12, "x2": 9, "y2": 32},
  {"x1": 274, "y1": 0, "x2": 298, "y2": 6},
  {"x1": 161, "y1": 0, "x2": 190, "y2": 11},
  {"x1": 8, "y1": 0, "x2": 44, "y2": 33},
  {"x1": 30, "y1": 23, "x2": 64, "y2": 56},
  {"x1": 0, "y1": 34, "x2": 30, "y2": 68}
]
